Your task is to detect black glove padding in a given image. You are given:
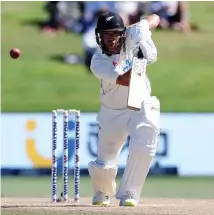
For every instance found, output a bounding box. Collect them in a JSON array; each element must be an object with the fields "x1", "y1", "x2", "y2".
[{"x1": 137, "y1": 48, "x2": 144, "y2": 59}]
